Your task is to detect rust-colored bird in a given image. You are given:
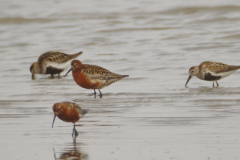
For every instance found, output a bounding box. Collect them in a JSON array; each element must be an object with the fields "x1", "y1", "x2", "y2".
[
  {"x1": 65, "y1": 60, "x2": 129, "y2": 97},
  {"x1": 52, "y1": 101, "x2": 87, "y2": 137},
  {"x1": 30, "y1": 51, "x2": 82, "y2": 79}
]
